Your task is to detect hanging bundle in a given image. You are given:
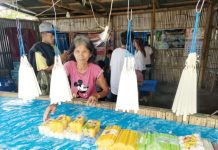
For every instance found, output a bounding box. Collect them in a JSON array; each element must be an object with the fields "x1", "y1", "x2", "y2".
[
  {"x1": 172, "y1": 0, "x2": 205, "y2": 121},
  {"x1": 115, "y1": 8, "x2": 139, "y2": 113},
  {"x1": 49, "y1": 1, "x2": 73, "y2": 105},
  {"x1": 89, "y1": 0, "x2": 113, "y2": 46},
  {"x1": 17, "y1": 19, "x2": 42, "y2": 101}
]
